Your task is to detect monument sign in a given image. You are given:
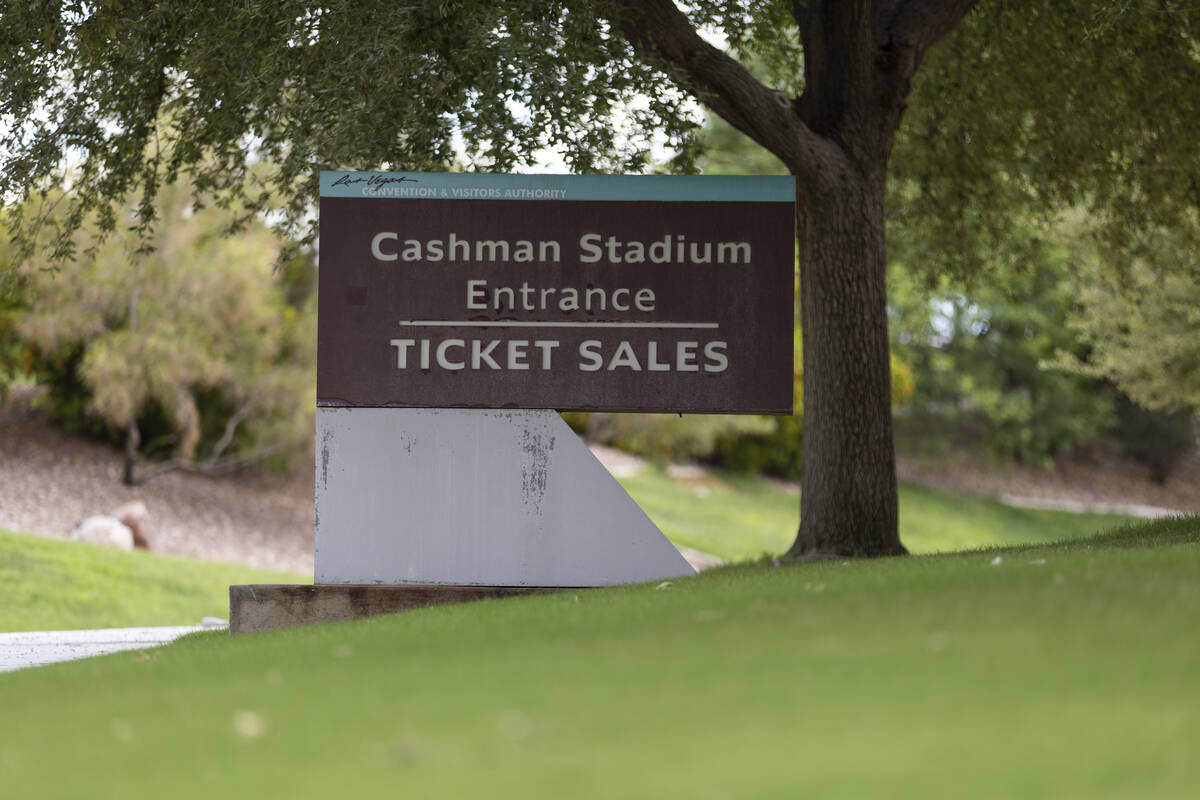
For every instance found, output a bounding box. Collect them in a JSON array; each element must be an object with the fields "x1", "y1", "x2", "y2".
[{"x1": 315, "y1": 172, "x2": 795, "y2": 588}]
